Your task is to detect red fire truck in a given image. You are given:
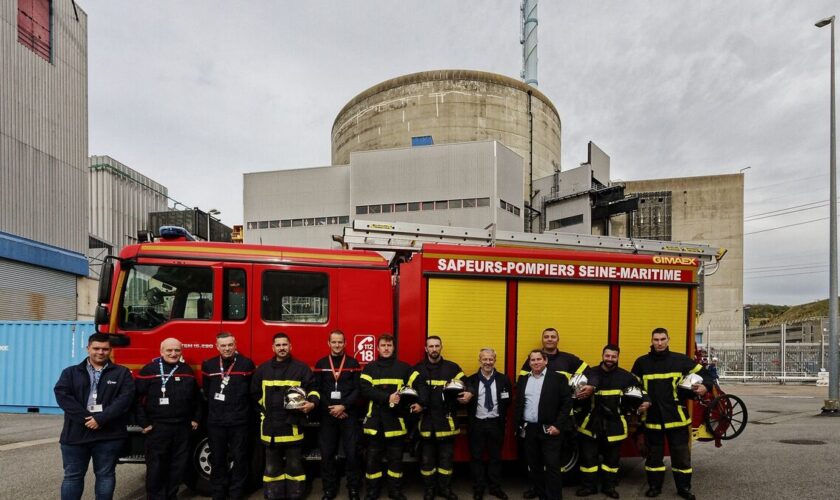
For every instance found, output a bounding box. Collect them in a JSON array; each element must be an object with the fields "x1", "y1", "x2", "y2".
[{"x1": 93, "y1": 220, "x2": 732, "y2": 492}]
